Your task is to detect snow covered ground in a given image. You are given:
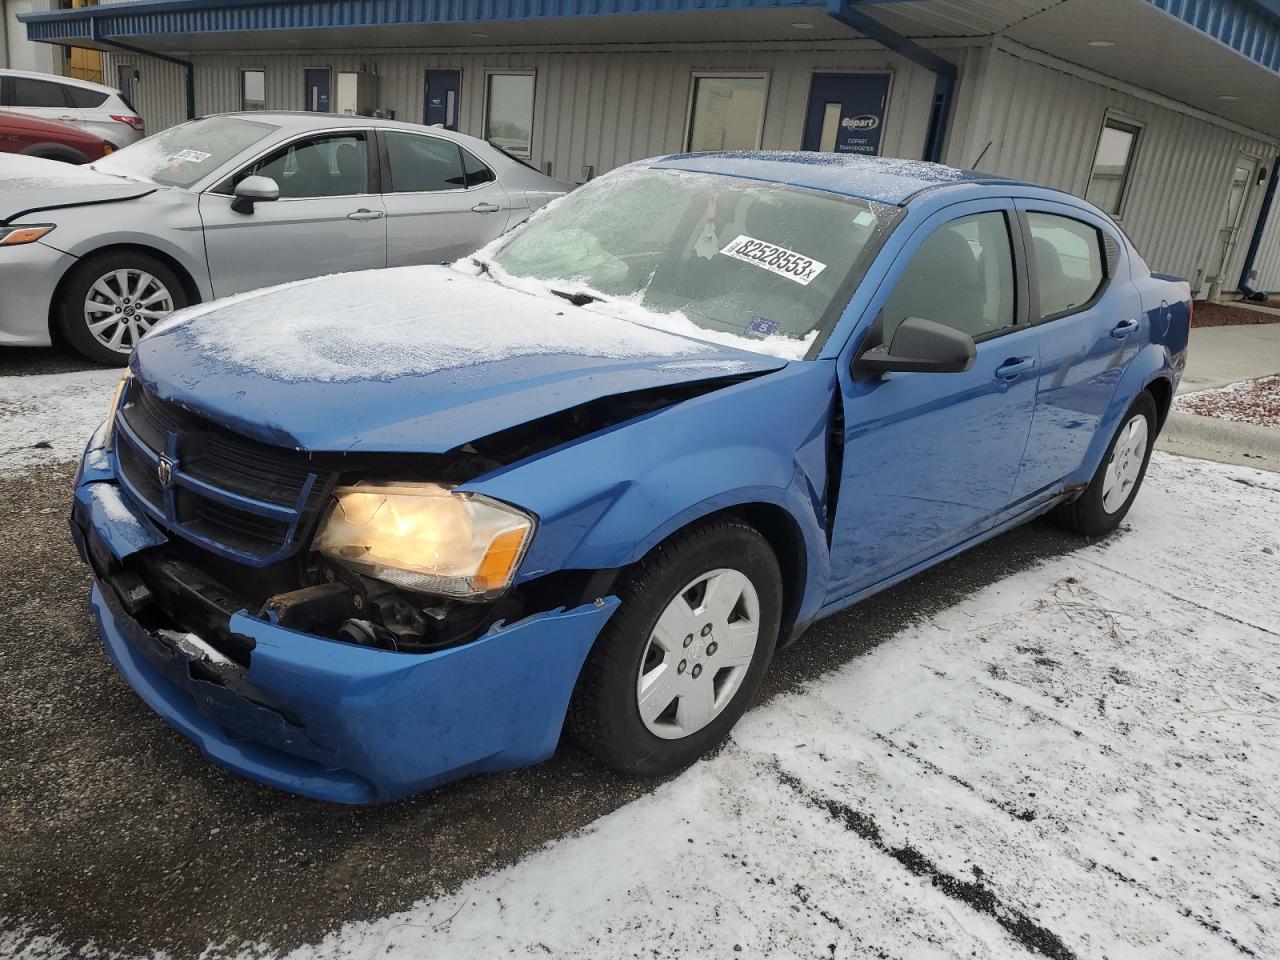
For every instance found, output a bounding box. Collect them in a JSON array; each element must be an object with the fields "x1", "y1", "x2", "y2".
[
  {"x1": 2, "y1": 362, "x2": 1278, "y2": 959},
  {"x1": 266, "y1": 454, "x2": 1276, "y2": 960},
  {"x1": 0, "y1": 367, "x2": 120, "y2": 473}
]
